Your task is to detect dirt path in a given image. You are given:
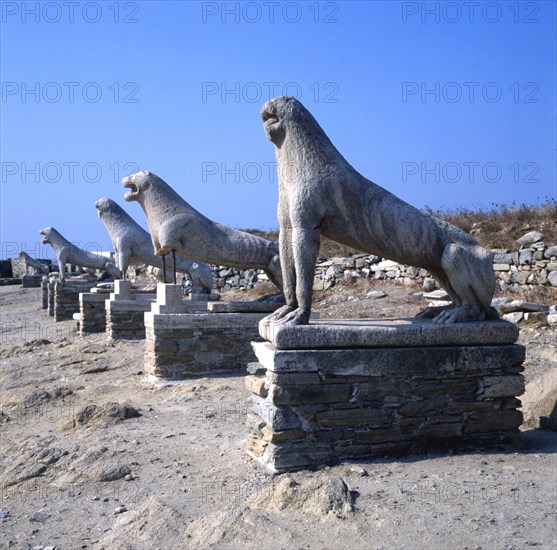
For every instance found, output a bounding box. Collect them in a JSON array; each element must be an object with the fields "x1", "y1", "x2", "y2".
[{"x1": 0, "y1": 284, "x2": 555, "y2": 549}]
